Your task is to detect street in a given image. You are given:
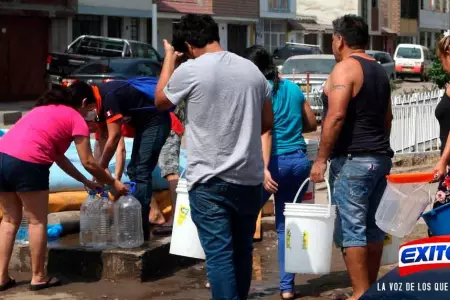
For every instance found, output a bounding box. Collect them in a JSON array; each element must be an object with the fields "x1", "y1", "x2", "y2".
[{"x1": 392, "y1": 79, "x2": 436, "y2": 96}]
